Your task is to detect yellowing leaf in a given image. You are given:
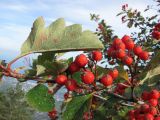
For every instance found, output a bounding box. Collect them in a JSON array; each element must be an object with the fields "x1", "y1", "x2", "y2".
[{"x1": 21, "y1": 17, "x2": 104, "y2": 55}]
